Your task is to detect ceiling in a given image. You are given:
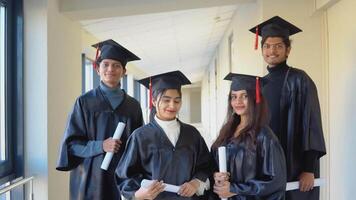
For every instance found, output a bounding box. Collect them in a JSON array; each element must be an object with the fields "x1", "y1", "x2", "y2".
[{"x1": 61, "y1": 1, "x2": 244, "y2": 82}]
